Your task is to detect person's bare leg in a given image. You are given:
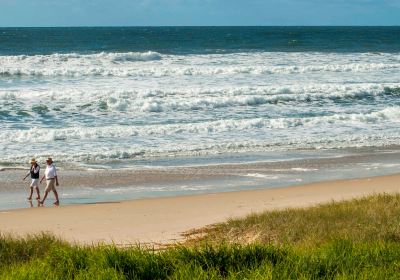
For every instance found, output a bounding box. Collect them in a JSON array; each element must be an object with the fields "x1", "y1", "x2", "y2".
[
  {"x1": 35, "y1": 187, "x2": 40, "y2": 200},
  {"x1": 53, "y1": 190, "x2": 59, "y2": 205},
  {"x1": 27, "y1": 187, "x2": 33, "y2": 200},
  {"x1": 40, "y1": 191, "x2": 49, "y2": 205}
]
